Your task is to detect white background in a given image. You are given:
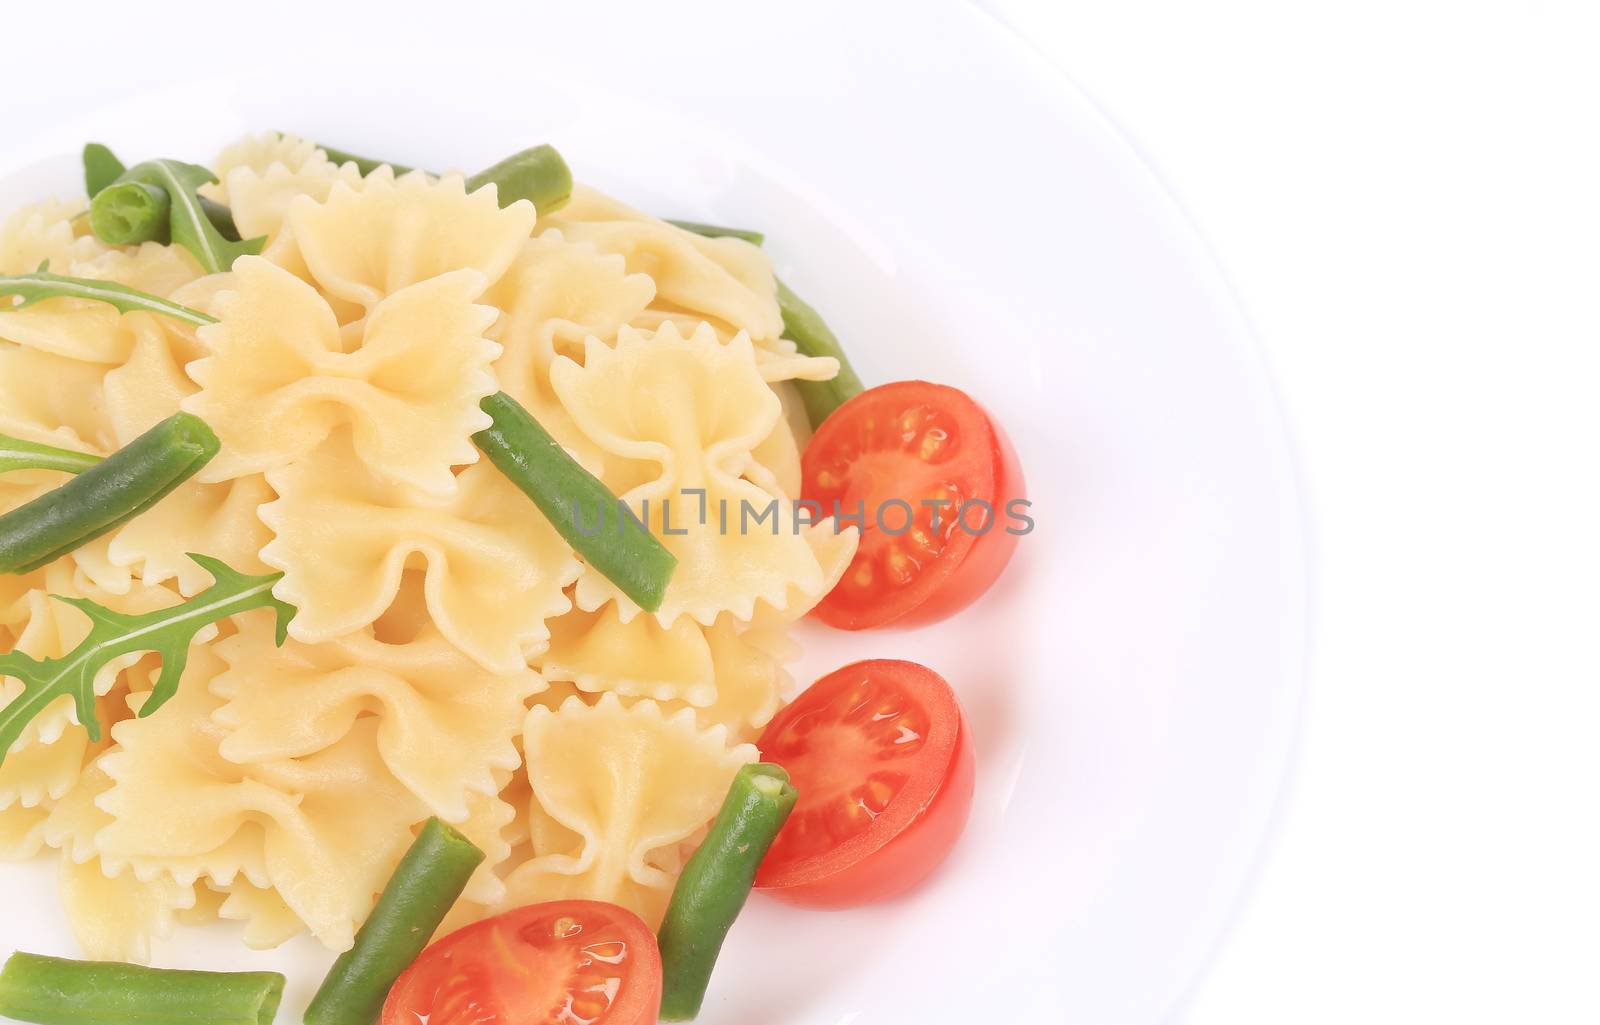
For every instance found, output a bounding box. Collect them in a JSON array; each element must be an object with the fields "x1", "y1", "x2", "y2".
[
  {"x1": 980, "y1": 1, "x2": 1600, "y2": 1021},
  {"x1": 0, "y1": 2, "x2": 1591, "y2": 1022}
]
